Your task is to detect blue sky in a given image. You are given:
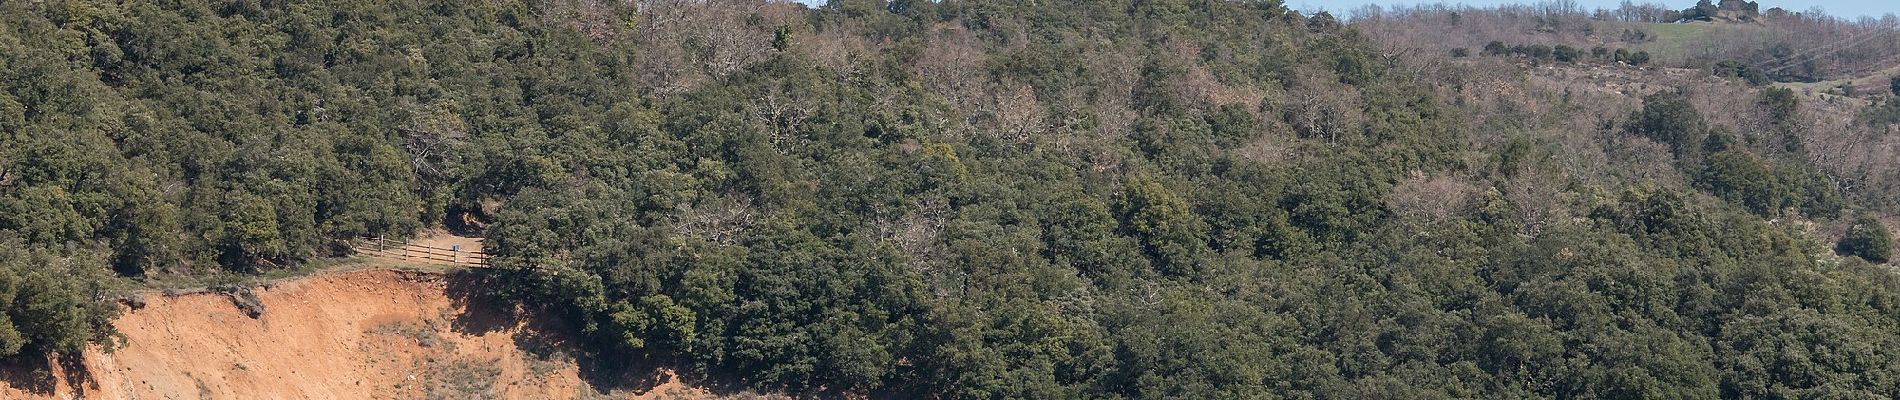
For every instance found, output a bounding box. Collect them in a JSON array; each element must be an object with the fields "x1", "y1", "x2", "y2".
[{"x1": 1285, "y1": 0, "x2": 1900, "y2": 20}]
